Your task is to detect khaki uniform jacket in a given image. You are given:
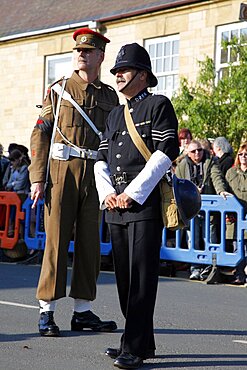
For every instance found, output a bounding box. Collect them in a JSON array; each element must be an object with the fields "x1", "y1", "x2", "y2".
[{"x1": 29, "y1": 71, "x2": 119, "y2": 183}]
